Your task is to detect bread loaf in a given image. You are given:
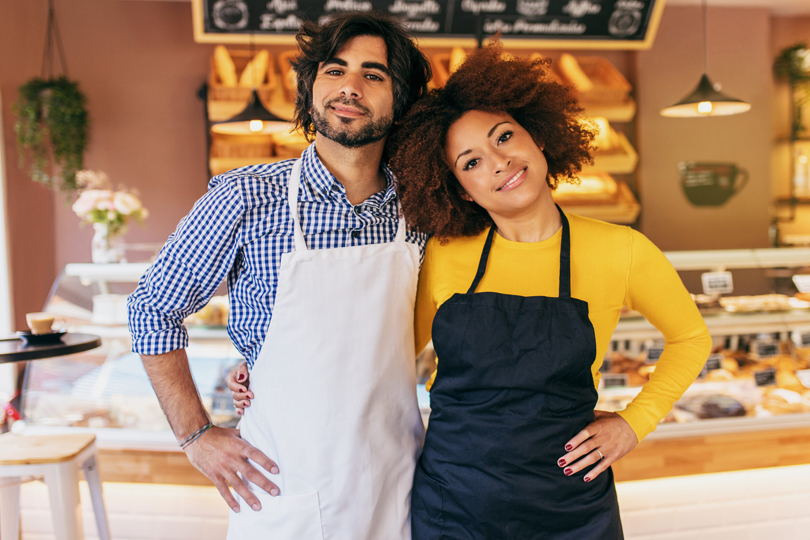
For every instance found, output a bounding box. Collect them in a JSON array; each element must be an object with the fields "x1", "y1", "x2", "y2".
[
  {"x1": 559, "y1": 53, "x2": 593, "y2": 92},
  {"x1": 239, "y1": 50, "x2": 270, "y2": 88},
  {"x1": 214, "y1": 45, "x2": 238, "y2": 87}
]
